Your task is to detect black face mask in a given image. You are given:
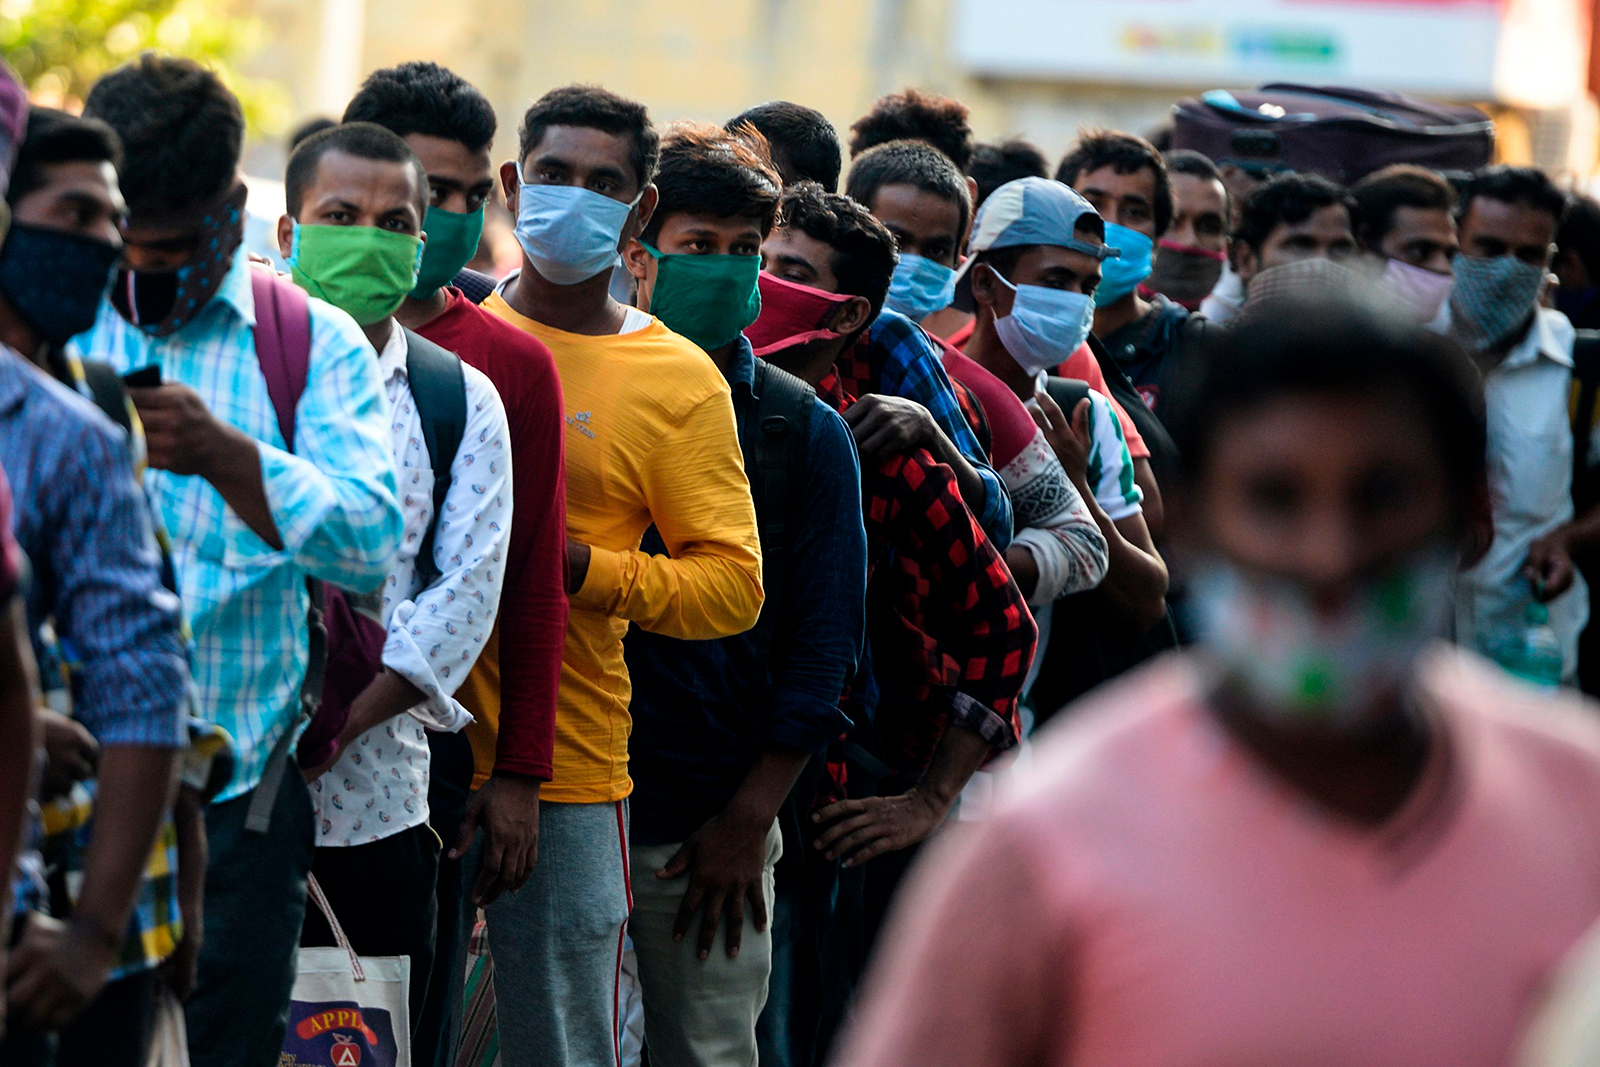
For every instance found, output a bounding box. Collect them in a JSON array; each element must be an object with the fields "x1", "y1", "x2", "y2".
[
  {"x1": 111, "y1": 182, "x2": 248, "y2": 338},
  {"x1": 0, "y1": 222, "x2": 120, "y2": 347}
]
